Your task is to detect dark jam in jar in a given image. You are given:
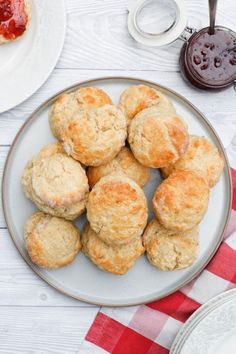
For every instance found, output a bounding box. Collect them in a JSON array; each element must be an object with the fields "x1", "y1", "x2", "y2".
[
  {"x1": 0, "y1": 0, "x2": 28, "y2": 40},
  {"x1": 180, "y1": 26, "x2": 236, "y2": 89}
]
